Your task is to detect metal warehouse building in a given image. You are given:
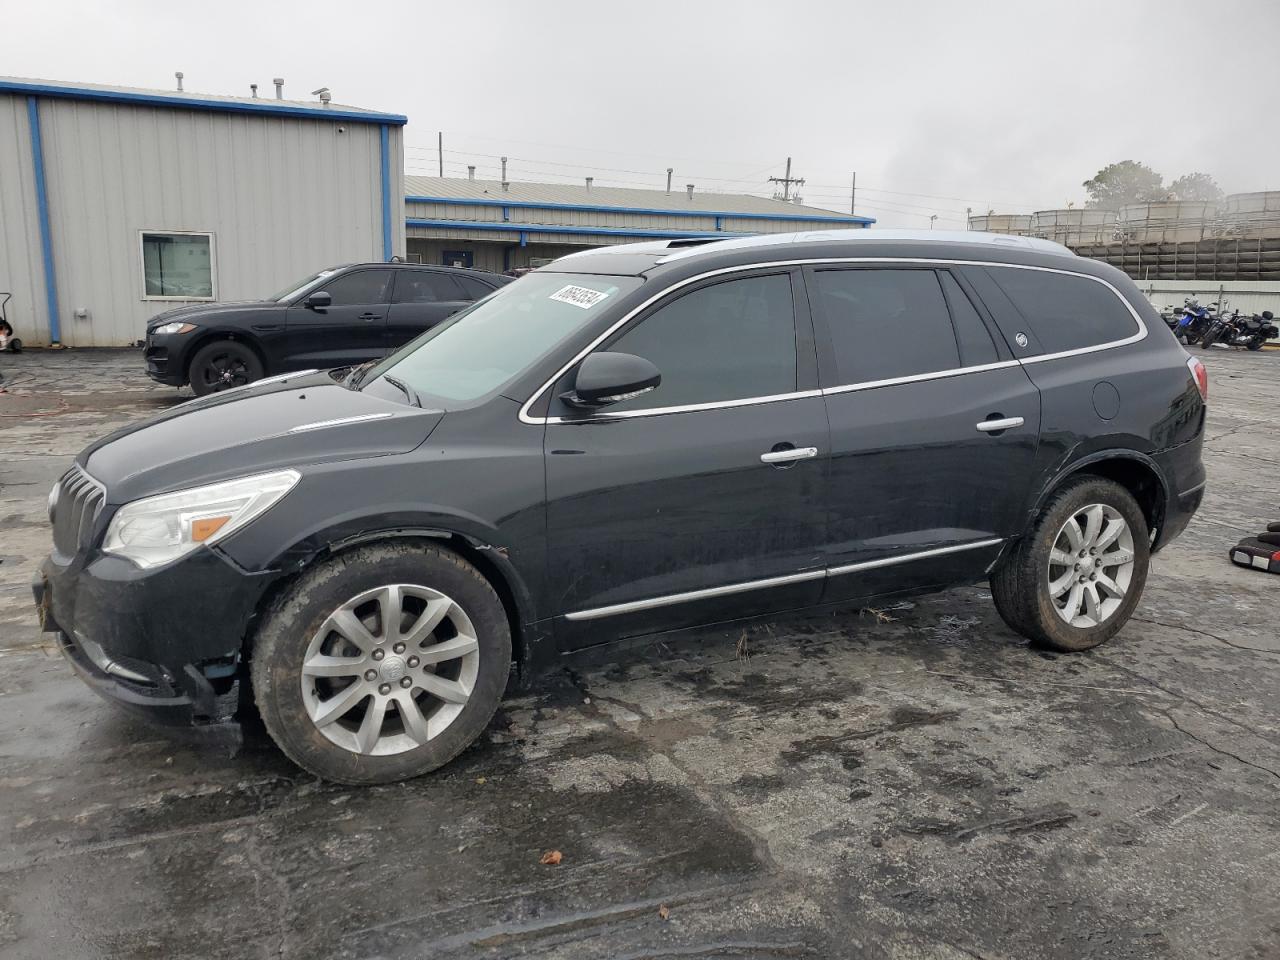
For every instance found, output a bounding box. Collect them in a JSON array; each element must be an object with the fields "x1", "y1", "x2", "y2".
[
  {"x1": 0, "y1": 77, "x2": 405, "y2": 347},
  {"x1": 404, "y1": 177, "x2": 874, "y2": 273}
]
